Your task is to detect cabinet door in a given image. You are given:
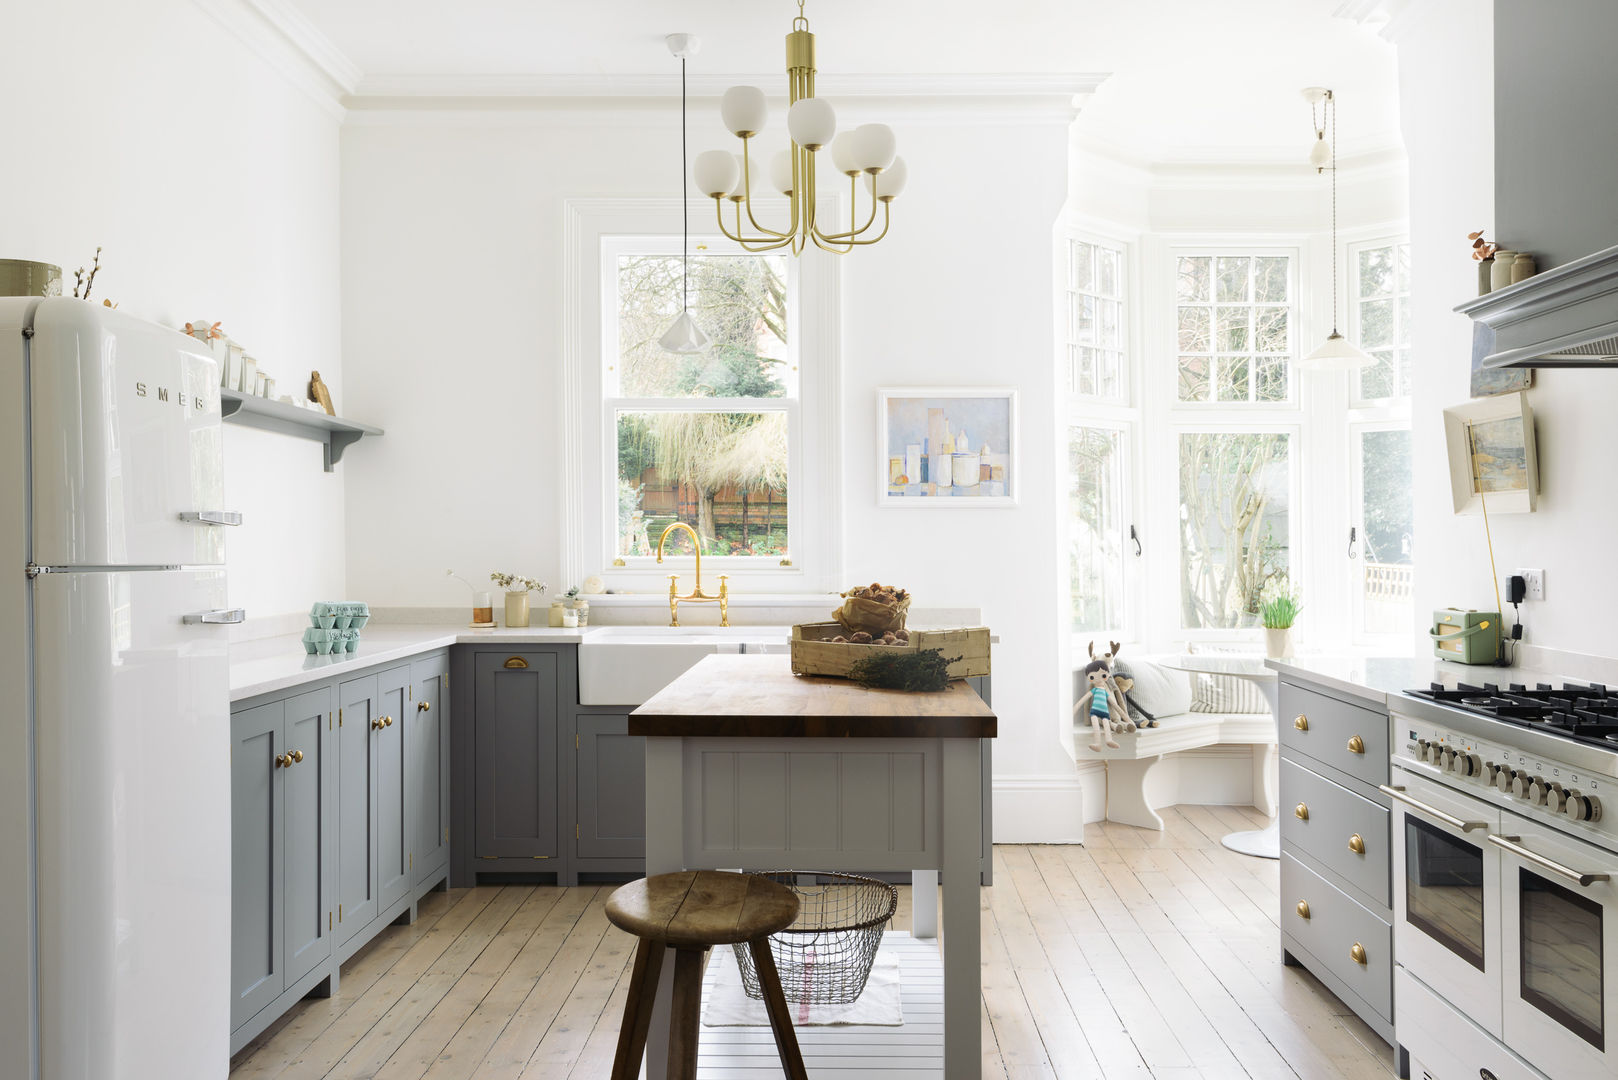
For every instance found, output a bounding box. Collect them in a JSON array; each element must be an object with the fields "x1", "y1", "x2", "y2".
[
  {"x1": 231, "y1": 702, "x2": 283, "y2": 1030},
  {"x1": 474, "y1": 651, "x2": 560, "y2": 859},
  {"x1": 282, "y1": 687, "x2": 332, "y2": 987},
  {"x1": 336, "y1": 675, "x2": 379, "y2": 944},
  {"x1": 377, "y1": 666, "x2": 411, "y2": 908},
  {"x1": 576, "y1": 713, "x2": 644, "y2": 860},
  {"x1": 411, "y1": 658, "x2": 450, "y2": 882}
]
